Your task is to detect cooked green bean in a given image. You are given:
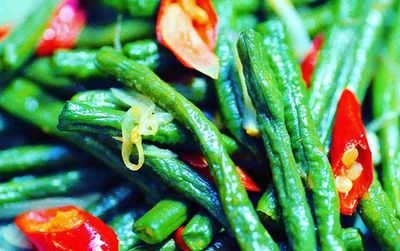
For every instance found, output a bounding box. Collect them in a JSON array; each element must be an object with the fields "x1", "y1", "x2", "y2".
[
  {"x1": 299, "y1": 2, "x2": 334, "y2": 36},
  {"x1": 256, "y1": 183, "x2": 280, "y2": 227},
  {"x1": 0, "y1": 145, "x2": 75, "y2": 174},
  {"x1": 96, "y1": 47, "x2": 279, "y2": 251},
  {"x1": 238, "y1": 29, "x2": 316, "y2": 250},
  {"x1": 342, "y1": 228, "x2": 364, "y2": 251},
  {"x1": 261, "y1": 20, "x2": 344, "y2": 250},
  {"x1": 133, "y1": 195, "x2": 195, "y2": 244},
  {"x1": 358, "y1": 174, "x2": 400, "y2": 249},
  {"x1": 0, "y1": 0, "x2": 60, "y2": 72},
  {"x1": 0, "y1": 169, "x2": 107, "y2": 205},
  {"x1": 182, "y1": 210, "x2": 219, "y2": 251}
]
